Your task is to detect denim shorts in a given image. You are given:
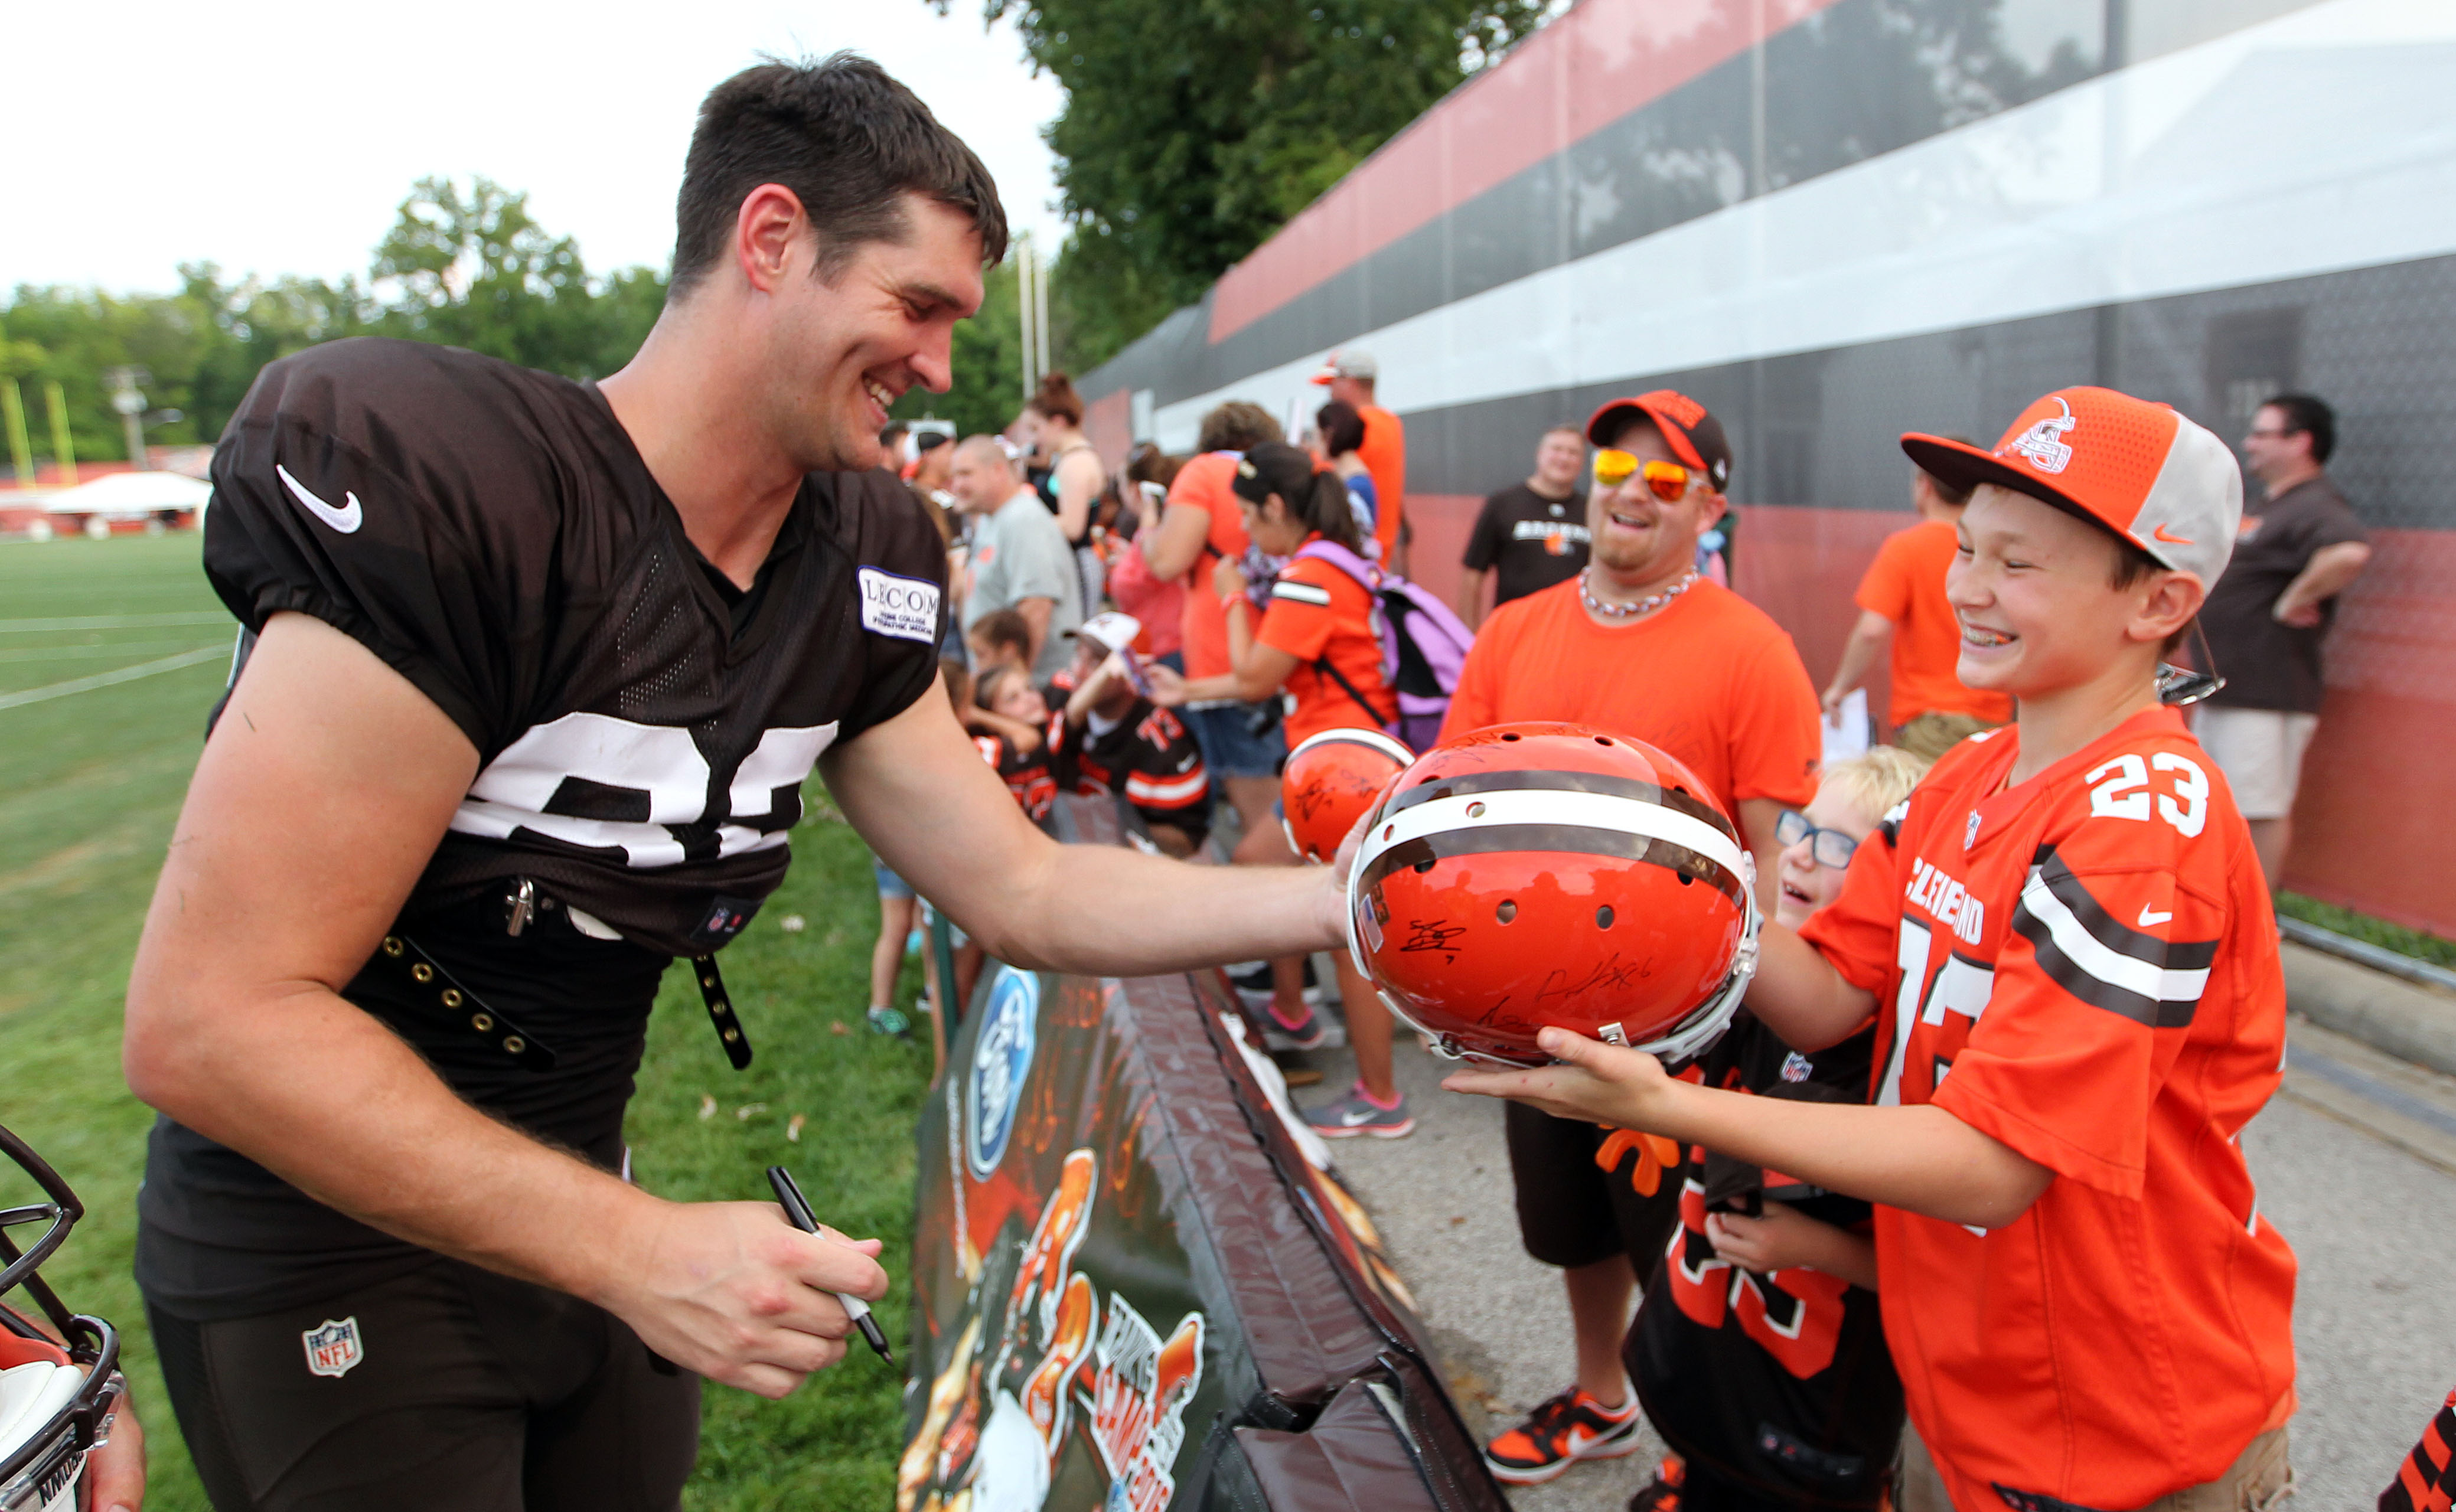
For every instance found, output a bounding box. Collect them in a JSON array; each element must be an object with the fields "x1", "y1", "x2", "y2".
[
  {"x1": 872, "y1": 855, "x2": 915, "y2": 900},
  {"x1": 1184, "y1": 701, "x2": 1288, "y2": 780}
]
